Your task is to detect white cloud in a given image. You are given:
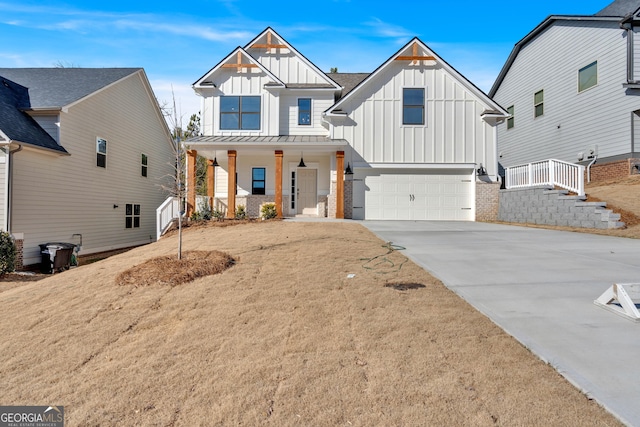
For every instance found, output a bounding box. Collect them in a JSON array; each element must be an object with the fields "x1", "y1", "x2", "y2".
[{"x1": 364, "y1": 18, "x2": 412, "y2": 40}]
